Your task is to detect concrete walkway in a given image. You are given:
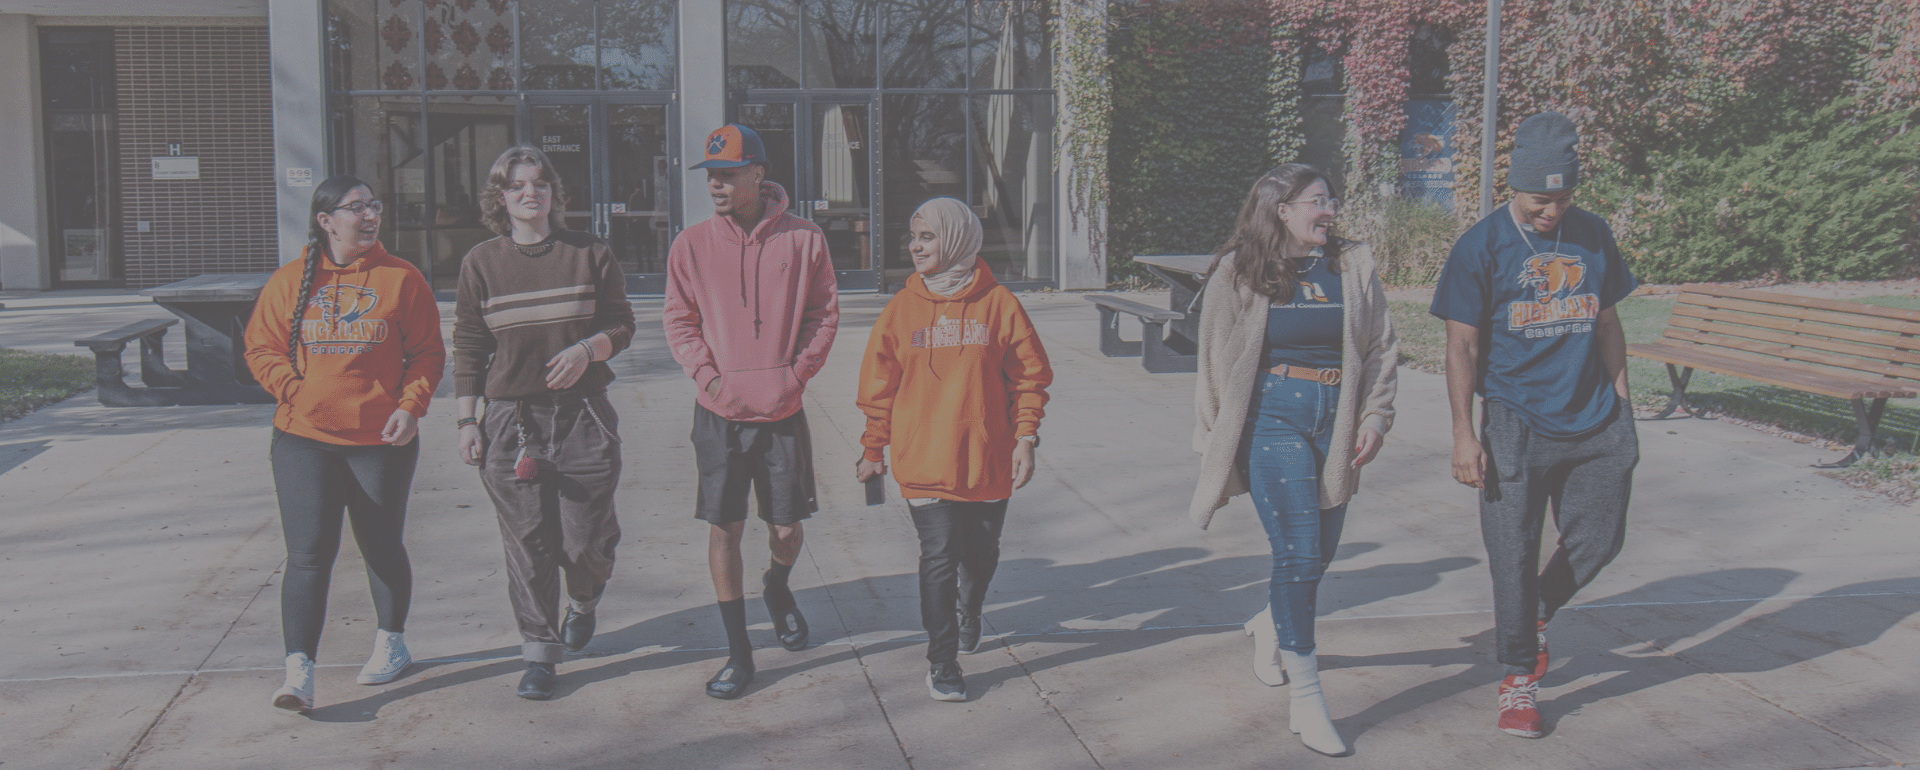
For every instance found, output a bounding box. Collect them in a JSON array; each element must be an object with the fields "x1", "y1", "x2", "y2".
[{"x1": 1, "y1": 293, "x2": 1914, "y2": 770}]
